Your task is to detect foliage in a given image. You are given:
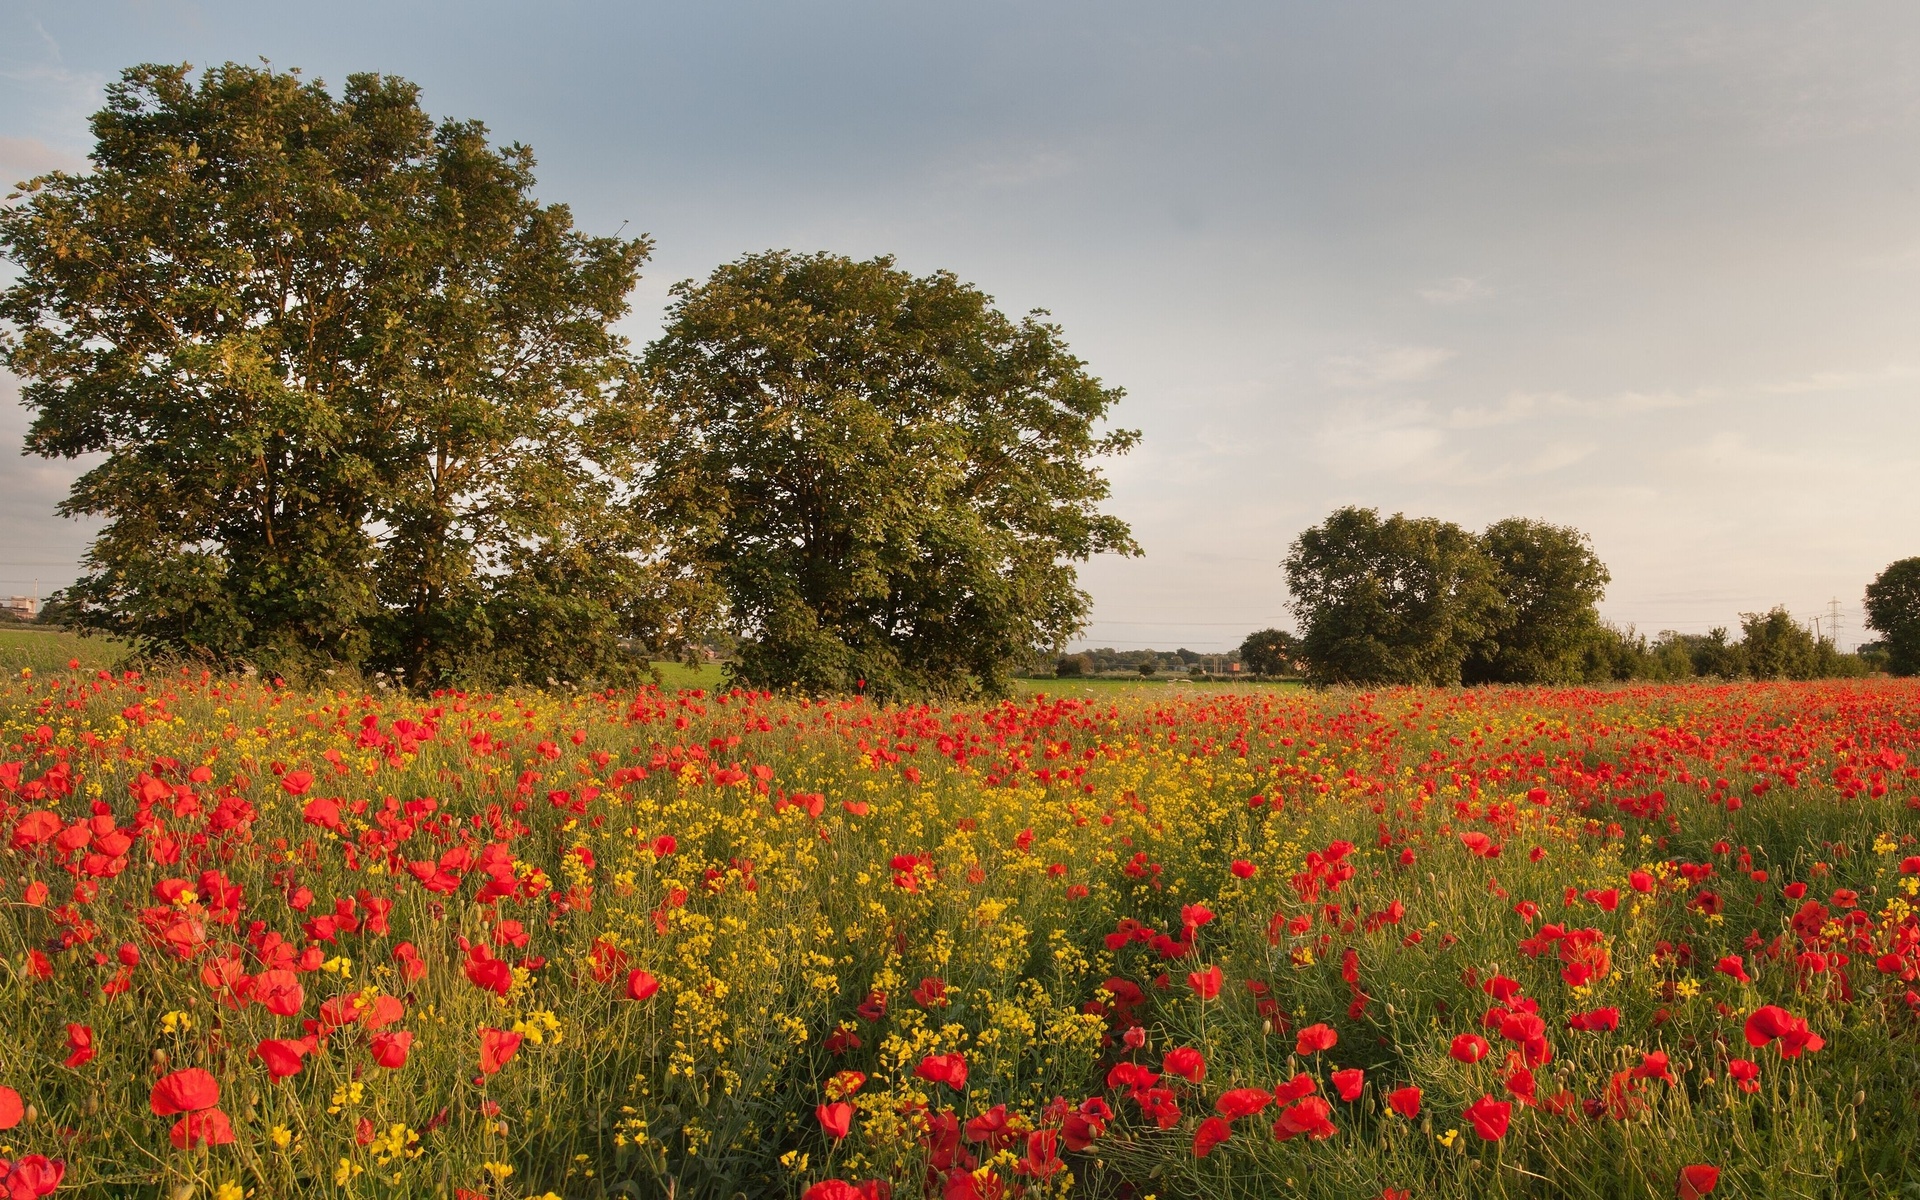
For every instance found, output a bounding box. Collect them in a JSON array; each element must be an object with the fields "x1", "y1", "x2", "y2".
[
  {"x1": 1739, "y1": 608, "x2": 1821, "y2": 681},
  {"x1": 0, "y1": 62, "x2": 690, "y2": 687},
  {"x1": 1466, "y1": 518, "x2": 1610, "y2": 684},
  {"x1": 1283, "y1": 507, "x2": 1503, "y2": 685},
  {"x1": 641, "y1": 251, "x2": 1137, "y2": 700},
  {"x1": 4, "y1": 670, "x2": 1920, "y2": 1199},
  {"x1": 1237, "y1": 628, "x2": 1300, "y2": 678},
  {"x1": 1865, "y1": 557, "x2": 1920, "y2": 676}
]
